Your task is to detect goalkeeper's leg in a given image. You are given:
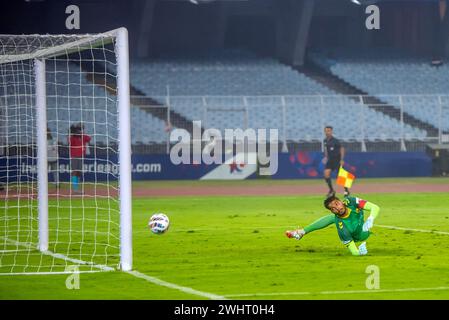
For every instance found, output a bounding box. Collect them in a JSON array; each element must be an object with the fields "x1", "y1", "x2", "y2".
[
  {"x1": 357, "y1": 230, "x2": 371, "y2": 242},
  {"x1": 286, "y1": 214, "x2": 335, "y2": 240}
]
